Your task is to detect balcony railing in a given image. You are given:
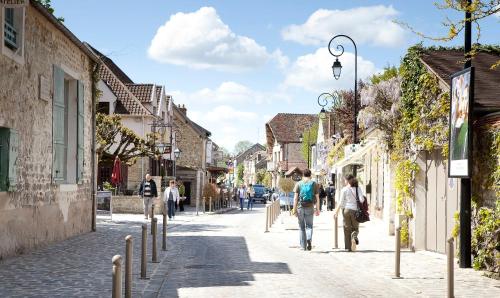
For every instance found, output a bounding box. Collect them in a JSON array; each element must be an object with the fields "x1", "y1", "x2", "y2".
[{"x1": 4, "y1": 22, "x2": 18, "y2": 50}]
